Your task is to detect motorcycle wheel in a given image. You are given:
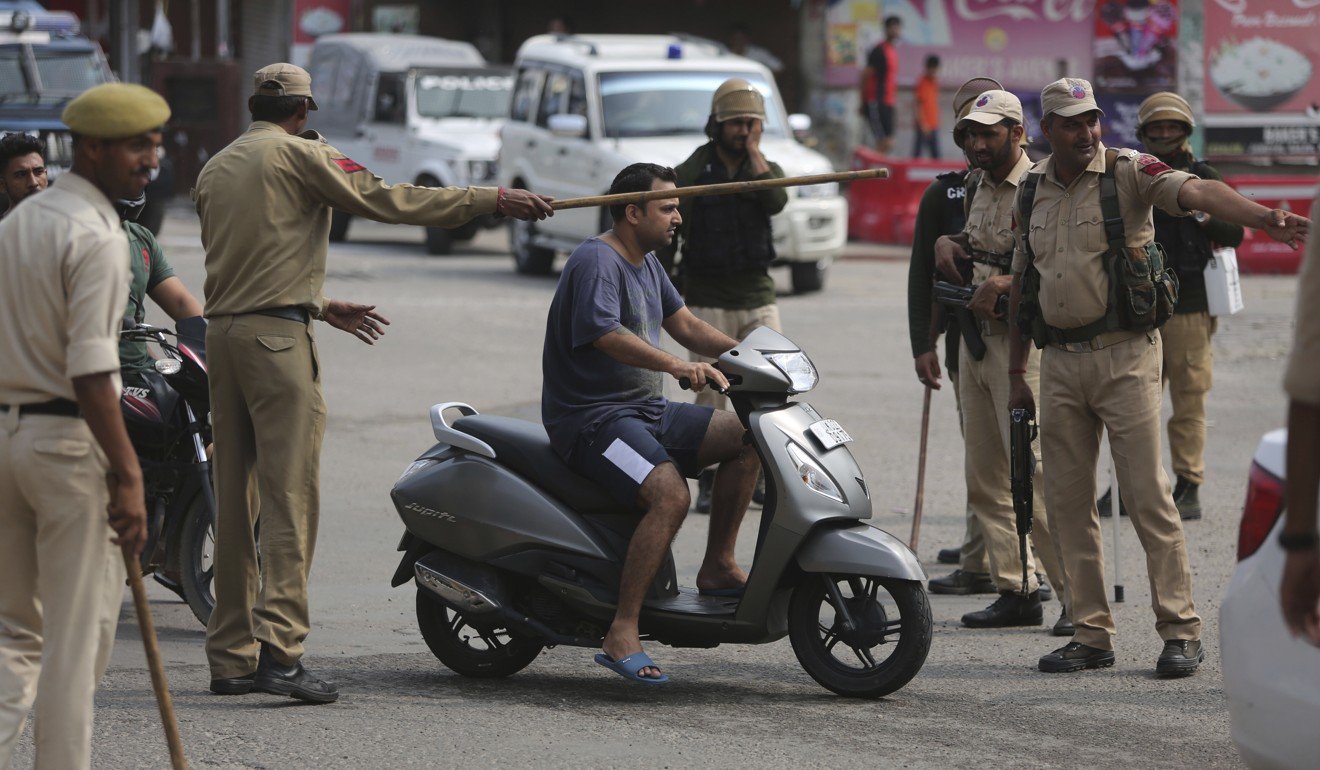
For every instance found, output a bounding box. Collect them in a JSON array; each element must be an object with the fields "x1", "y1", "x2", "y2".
[
  {"x1": 178, "y1": 492, "x2": 217, "y2": 625},
  {"x1": 415, "y1": 589, "x2": 543, "y2": 678},
  {"x1": 787, "y1": 574, "x2": 931, "y2": 699}
]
